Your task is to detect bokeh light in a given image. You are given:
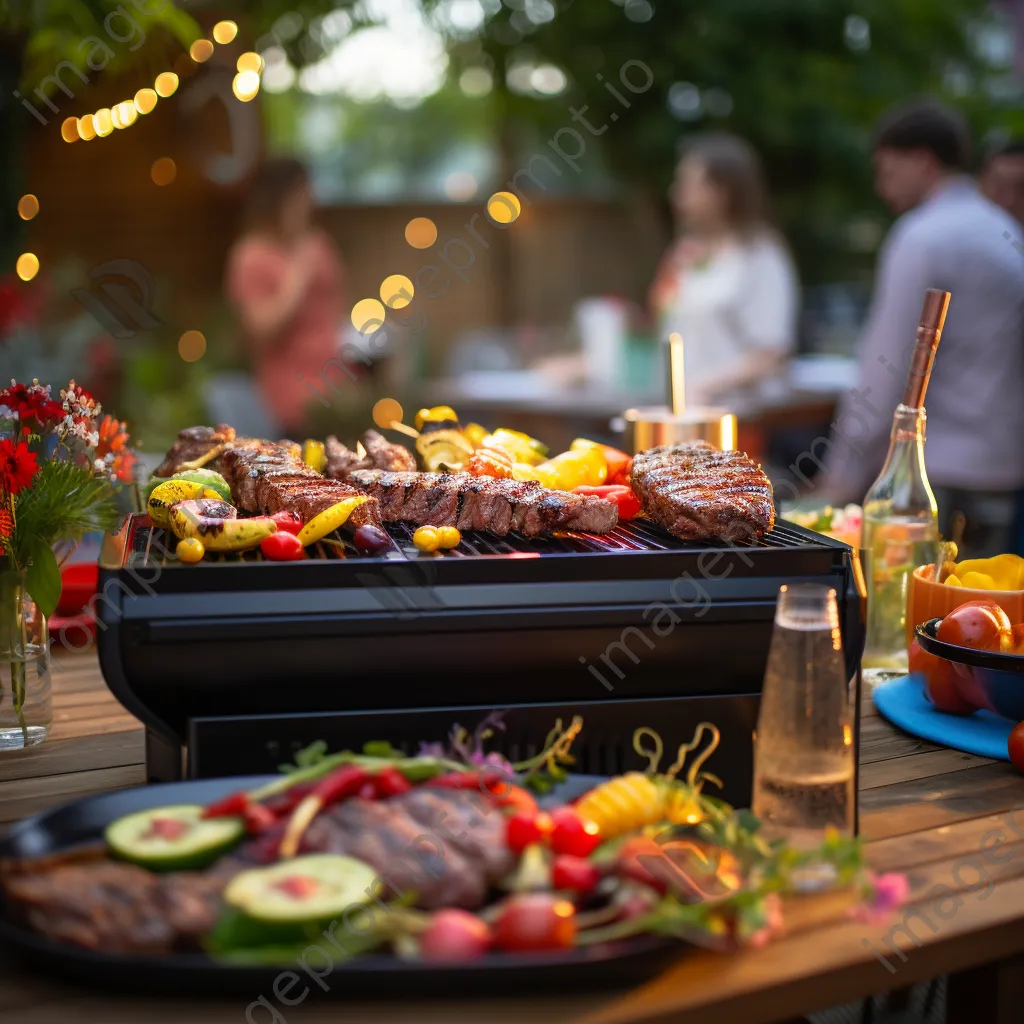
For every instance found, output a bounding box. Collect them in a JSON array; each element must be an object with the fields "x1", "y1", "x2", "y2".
[
  {"x1": 444, "y1": 171, "x2": 478, "y2": 201},
  {"x1": 77, "y1": 115, "x2": 97, "y2": 141},
  {"x1": 135, "y1": 88, "x2": 158, "y2": 114},
  {"x1": 190, "y1": 39, "x2": 215, "y2": 63},
  {"x1": 94, "y1": 109, "x2": 114, "y2": 137},
  {"x1": 233, "y1": 70, "x2": 261, "y2": 102},
  {"x1": 351, "y1": 298, "x2": 386, "y2": 334},
  {"x1": 151, "y1": 157, "x2": 177, "y2": 186},
  {"x1": 178, "y1": 330, "x2": 207, "y2": 362},
  {"x1": 17, "y1": 195, "x2": 40, "y2": 222},
  {"x1": 380, "y1": 274, "x2": 415, "y2": 310},
  {"x1": 61, "y1": 117, "x2": 80, "y2": 143},
  {"x1": 405, "y1": 217, "x2": 438, "y2": 249},
  {"x1": 155, "y1": 72, "x2": 179, "y2": 98},
  {"x1": 16, "y1": 253, "x2": 40, "y2": 282},
  {"x1": 487, "y1": 191, "x2": 522, "y2": 225},
  {"x1": 237, "y1": 52, "x2": 265, "y2": 74},
  {"x1": 372, "y1": 398, "x2": 404, "y2": 431},
  {"x1": 213, "y1": 20, "x2": 239, "y2": 44}
]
